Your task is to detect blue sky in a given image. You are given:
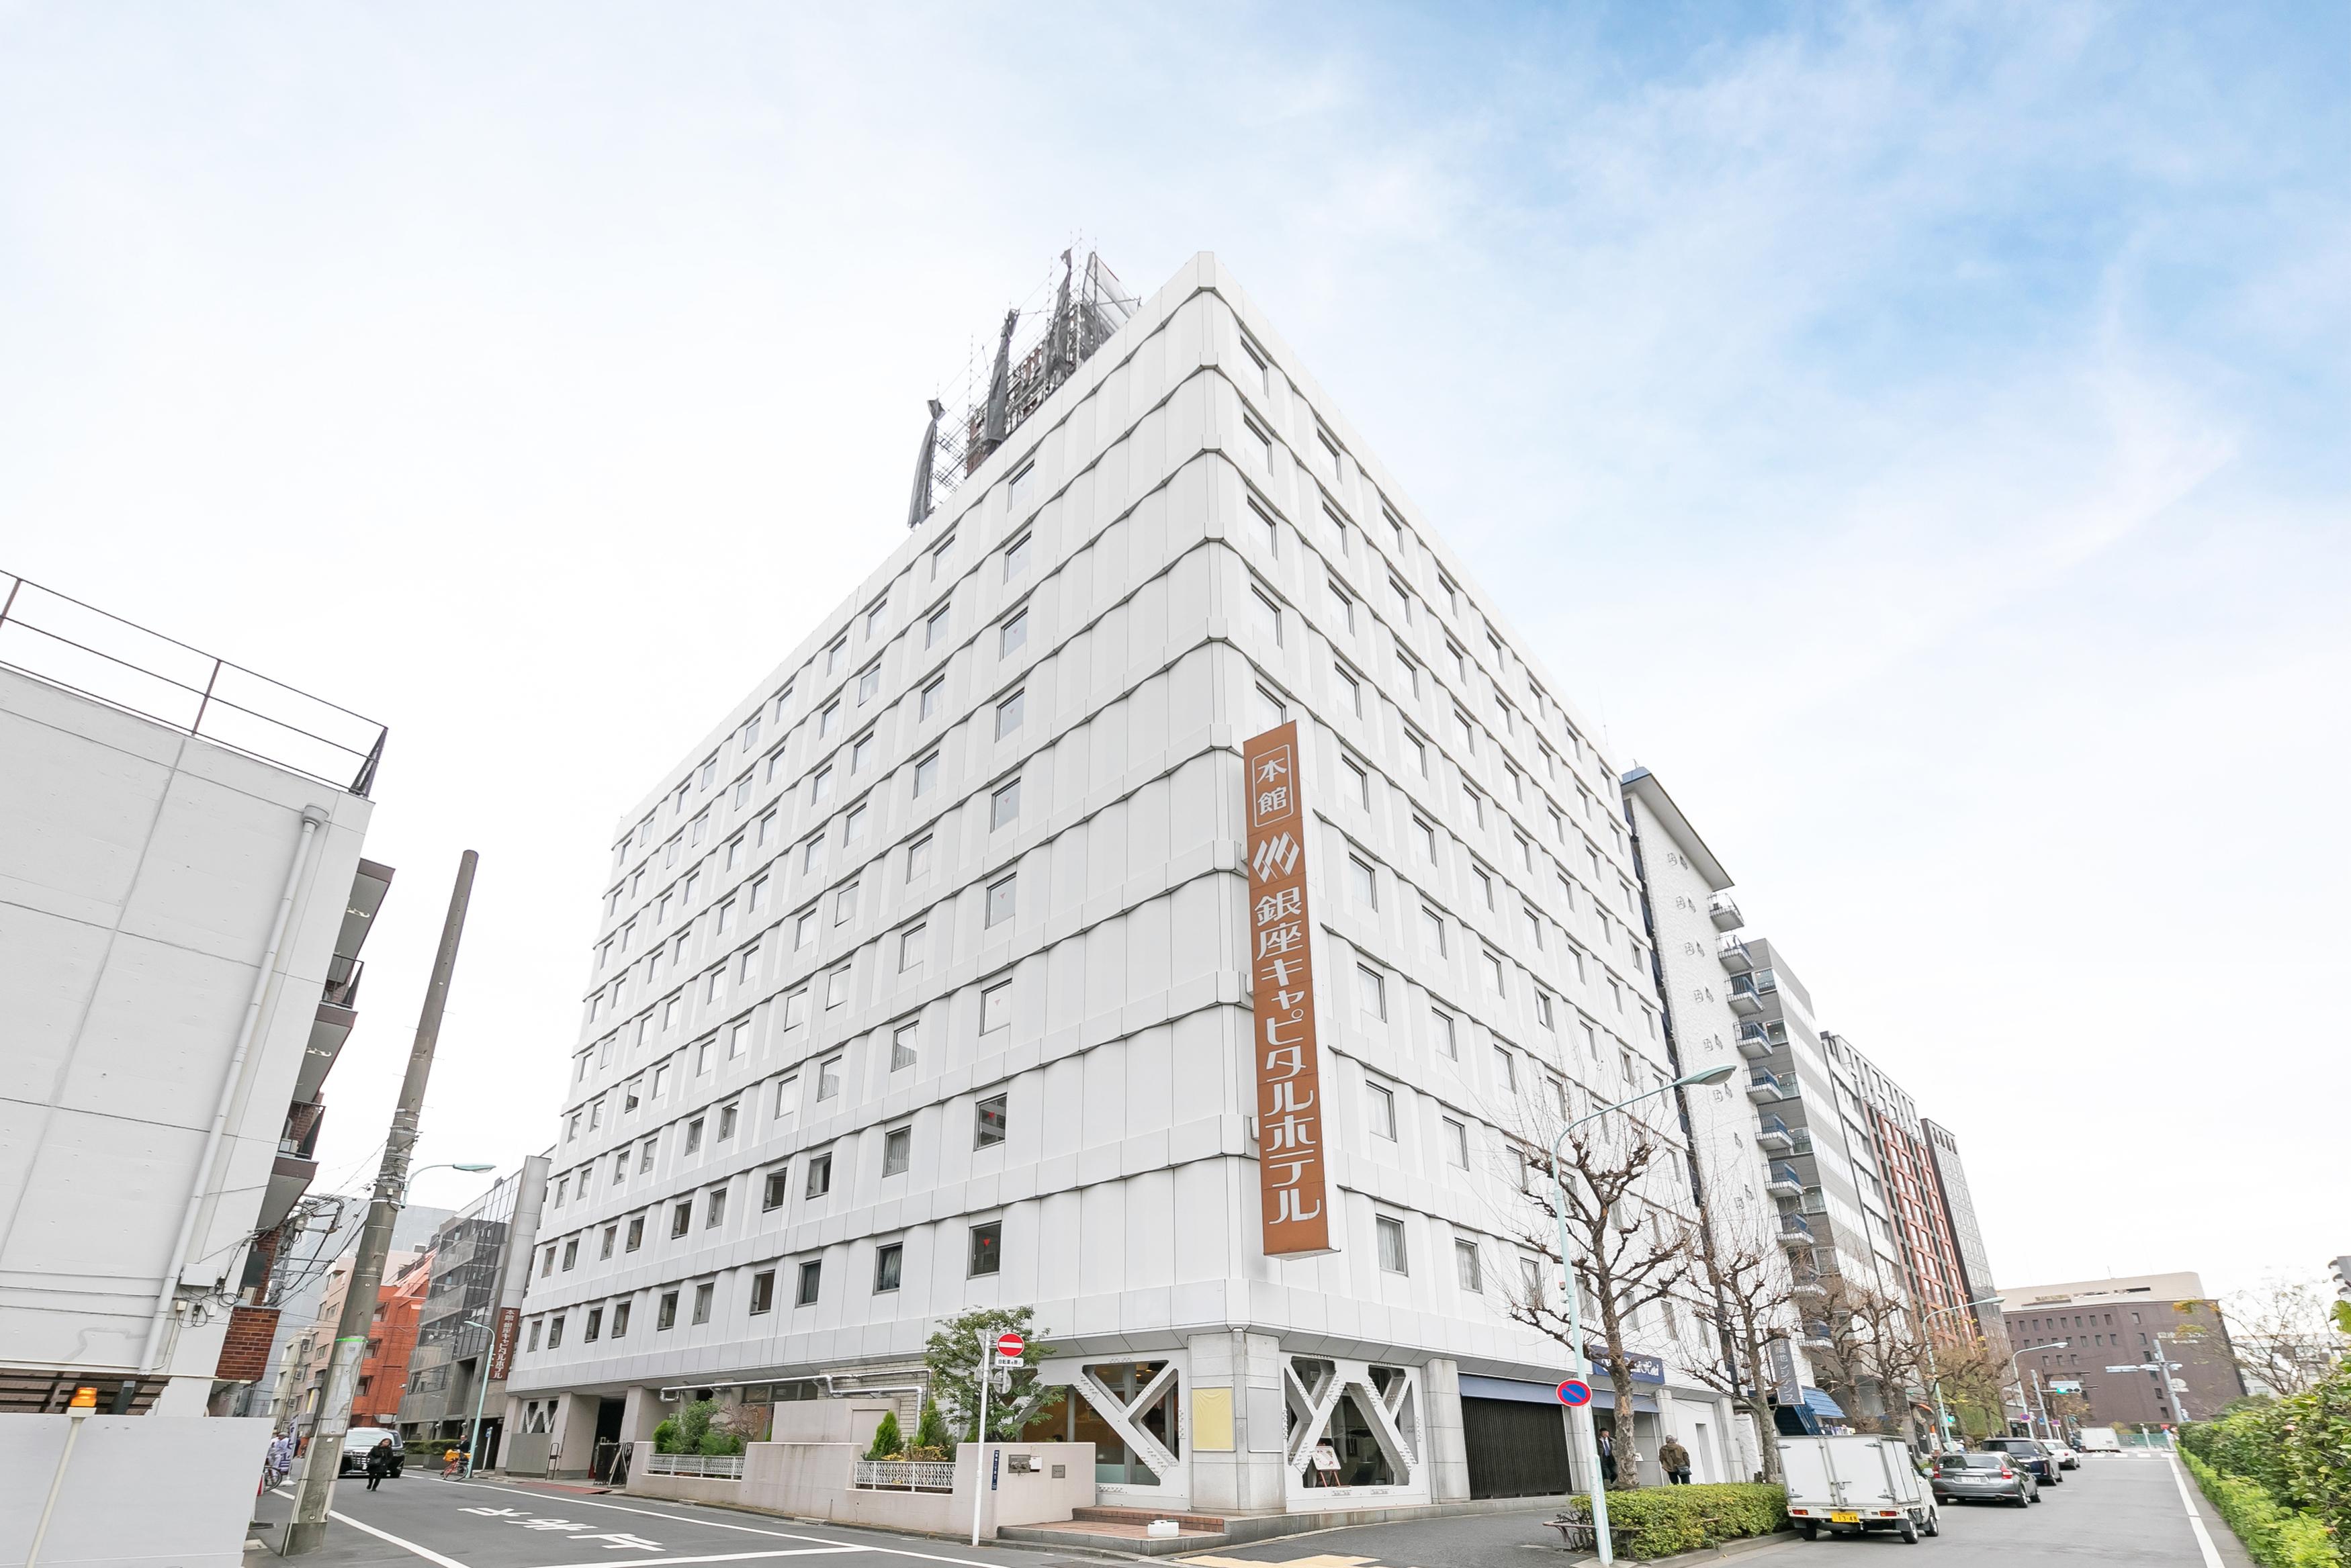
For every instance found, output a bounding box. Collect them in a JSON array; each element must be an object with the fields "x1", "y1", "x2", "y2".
[{"x1": 3, "y1": 1, "x2": 2345, "y2": 1301}]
